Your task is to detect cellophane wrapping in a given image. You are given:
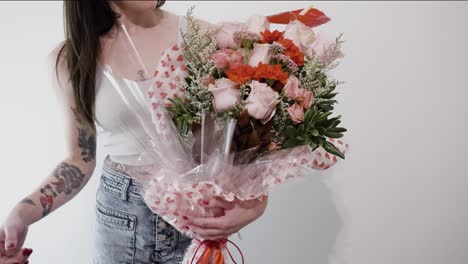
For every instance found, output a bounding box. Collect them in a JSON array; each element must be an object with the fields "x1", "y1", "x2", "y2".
[{"x1": 103, "y1": 11, "x2": 348, "y2": 264}]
